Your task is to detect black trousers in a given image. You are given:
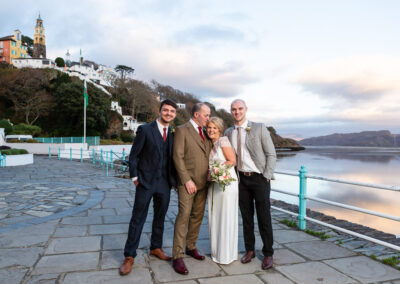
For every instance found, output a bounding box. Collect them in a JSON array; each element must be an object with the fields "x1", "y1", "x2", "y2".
[
  {"x1": 239, "y1": 172, "x2": 273, "y2": 256},
  {"x1": 124, "y1": 176, "x2": 170, "y2": 258}
]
